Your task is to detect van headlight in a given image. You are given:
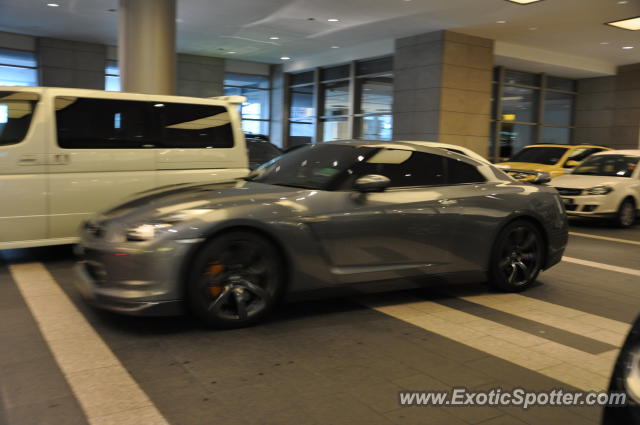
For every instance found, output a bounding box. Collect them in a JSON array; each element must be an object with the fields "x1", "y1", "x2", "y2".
[
  {"x1": 585, "y1": 186, "x2": 613, "y2": 195},
  {"x1": 125, "y1": 223, "x2": 174, "y2": 241}
]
